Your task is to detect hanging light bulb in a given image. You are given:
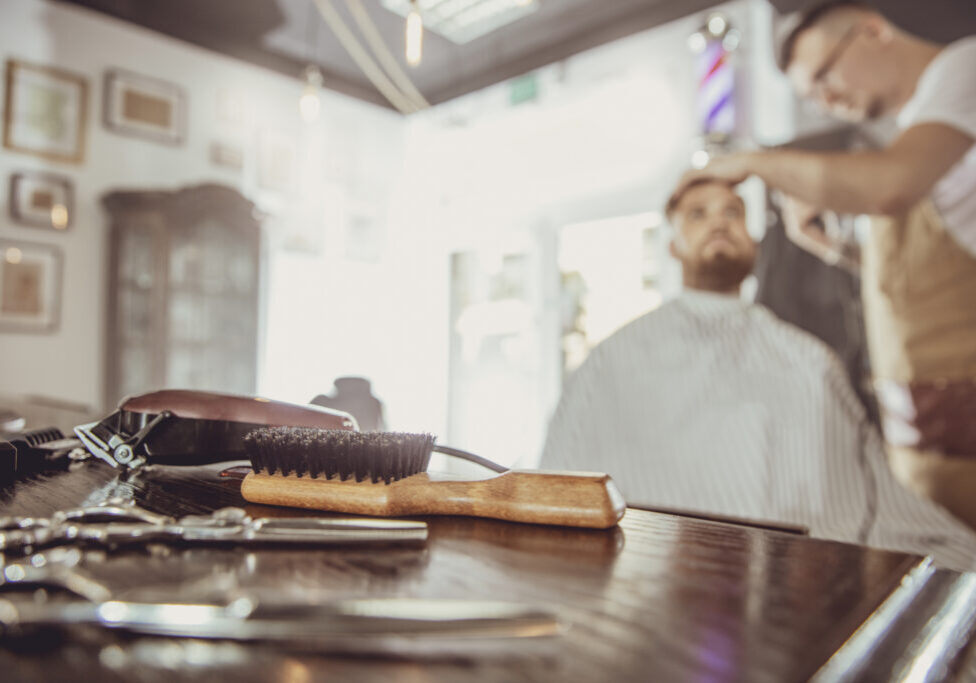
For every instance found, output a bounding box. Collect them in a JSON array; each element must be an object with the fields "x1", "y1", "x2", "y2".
[
  {"x1": 405, "y1": 0, "x2": 423, "y2": 68},
  {"x1": 299, "y1": 64, "x2": 323, "y2": 122},
  {"x1": 4, "y1": 247, "x2": 23, "y2": 264},
  {"x1": 687, "y1": 30, "x2": 707, "y2": 54},
  {"x1": 50, "y1": 203, "x2": 69, "y2": 230},
  {"x1": 706, "y1": 13, "x2": 728, "y2": 38}
]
